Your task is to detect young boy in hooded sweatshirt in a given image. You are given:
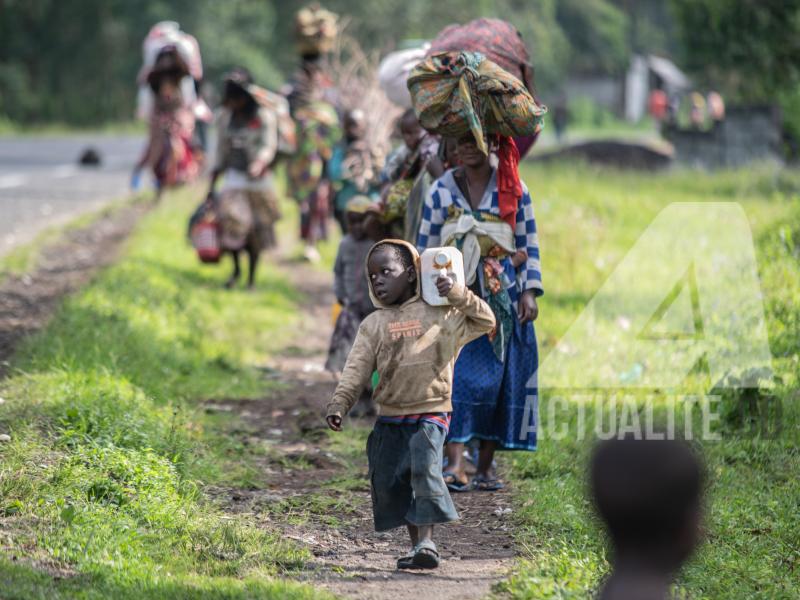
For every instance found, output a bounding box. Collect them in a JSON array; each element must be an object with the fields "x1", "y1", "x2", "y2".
[{"x1": 326, "y1": 239, "x2": 495, "y2": 570}]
